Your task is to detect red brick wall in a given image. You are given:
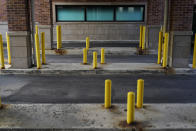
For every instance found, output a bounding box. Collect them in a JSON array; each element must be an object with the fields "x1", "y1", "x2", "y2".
[
  {"x1": 0, "y1": 0, "x2": 7, "y2": 22},
  {"x1": 169, "y1": 0, "x2": 194, "y2": 31},
  {"x1": 35, "y1": 0, "x2": 52, "y2": 25},
  {"x1": 53, "y1": 0, "x2": 146, "y2": 2},
  {"x1": 147, "y1": 0, "x2": 164, "y2": 25},
  {"x1": 7, "y1": 0, "x2": 30, "y2": 31}
]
